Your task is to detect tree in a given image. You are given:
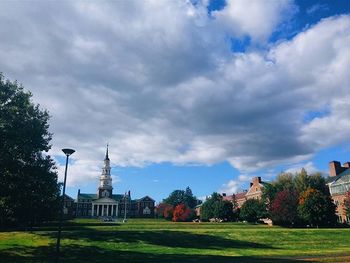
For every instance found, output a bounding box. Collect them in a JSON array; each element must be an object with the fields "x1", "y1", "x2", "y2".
[
  {"x1": 172, "y1": 204, "x2": 193, "y2": 222},
  {"x1": 200, "y1": 192, "x2": 222, "y2": 221},
  {"x1": 200, "y1": 193, "x2": 233, "y2": 221},
  {"x1": 270, "y1": 190, "x2": 299, "y2": 226},
  {"x1": 298, "y1": 188, "x2": 336, "y2": 227},
  {"x1": 293, "y1": 168, "x2": 309, "y2": 194},
  {"x1": 163, "y1": 205, "x2": 174, "y2": 220},
  {"x1": 0, "y1": 74, "x2": 60, "y2": 227},
  {"x1": 240, "y1": 199, "x2": 267, "y2": 223},
  {"x1": 163, "y1": 187, "x2": 199, "y2": 209}
]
